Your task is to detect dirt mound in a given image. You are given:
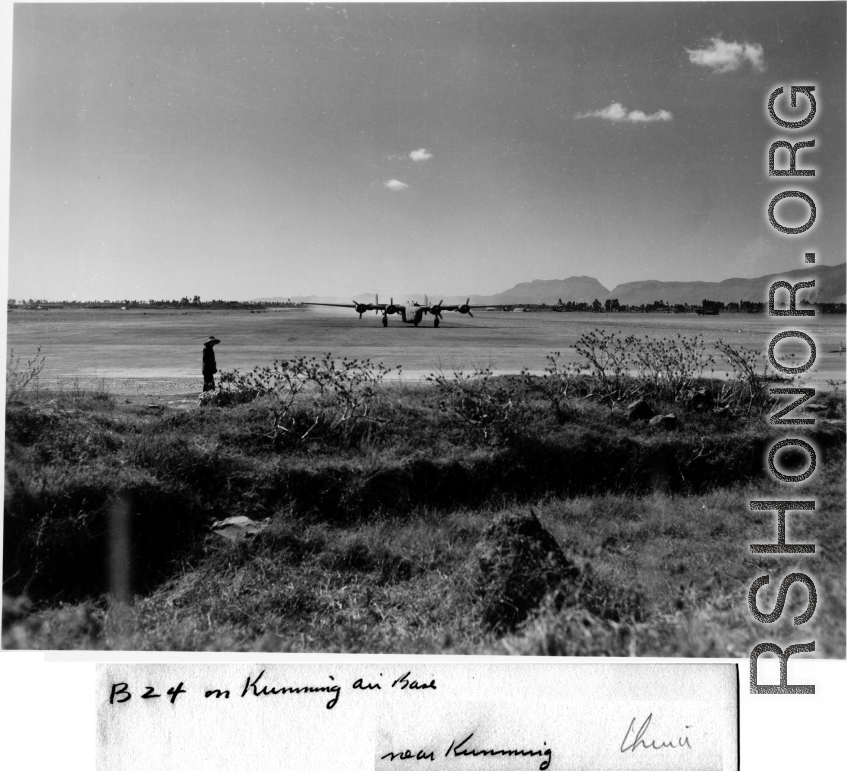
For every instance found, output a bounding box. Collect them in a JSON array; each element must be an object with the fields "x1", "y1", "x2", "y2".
[{"x1": 468, "y1": 510, "x2": 581, "y2": 631}]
